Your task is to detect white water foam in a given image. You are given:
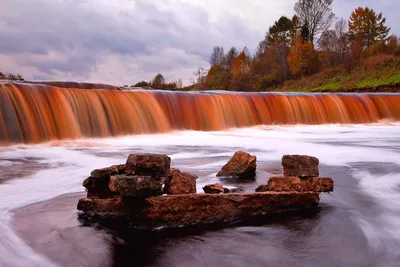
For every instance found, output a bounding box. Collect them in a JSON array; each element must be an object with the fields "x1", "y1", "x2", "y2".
[{"x1": 353, "y1": 170, "x2": 400, "y2": 256}]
